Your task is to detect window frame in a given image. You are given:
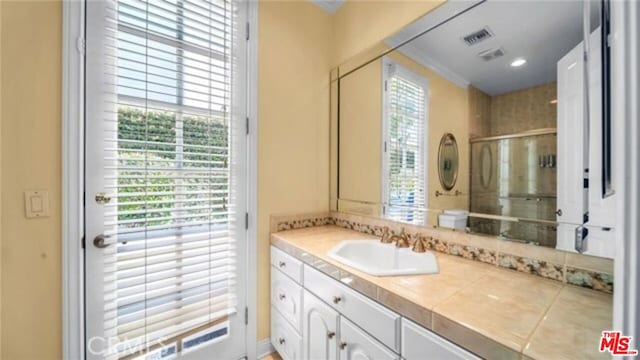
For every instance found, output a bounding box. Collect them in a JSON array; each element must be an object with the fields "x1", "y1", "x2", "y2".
[{"x1": 380, "y1": 56, "x2": 430, "y2": 224}]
